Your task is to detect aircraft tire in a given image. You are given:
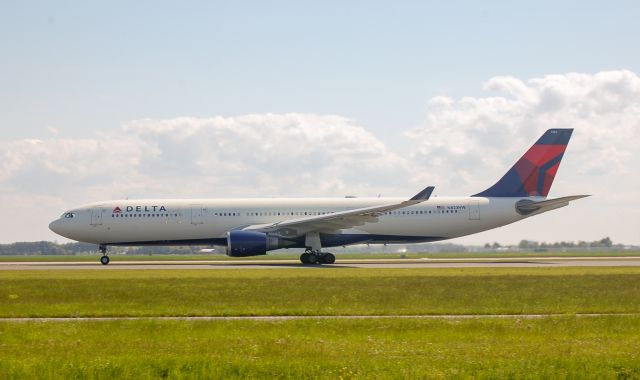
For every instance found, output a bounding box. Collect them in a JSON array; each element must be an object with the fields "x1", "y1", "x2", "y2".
[
  {"x1": 100, "y1": 255, "x2": 110, "y2": 265},
  {"x1": 306, "y1": 253, "x2": 319, "y2": 264},
  {"x1": 322, "y1": 252, "x2": 336, "y2": 264}
]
